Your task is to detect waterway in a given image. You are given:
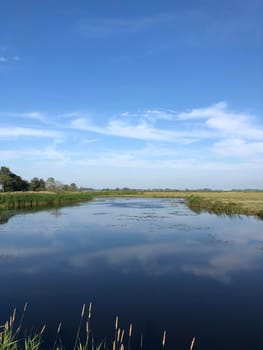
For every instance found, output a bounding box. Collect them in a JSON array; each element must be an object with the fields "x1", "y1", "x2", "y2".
[{"x1": 0, "y1": 197, "x2": 263, "y2": 349}]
